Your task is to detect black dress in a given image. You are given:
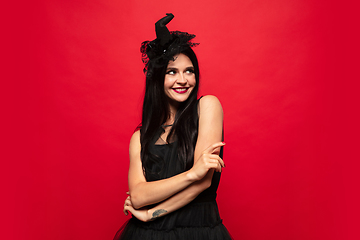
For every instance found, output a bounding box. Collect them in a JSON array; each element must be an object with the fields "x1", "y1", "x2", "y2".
[{"x1": 114, "y1": 131, "x2": 232, "y2": 240}]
